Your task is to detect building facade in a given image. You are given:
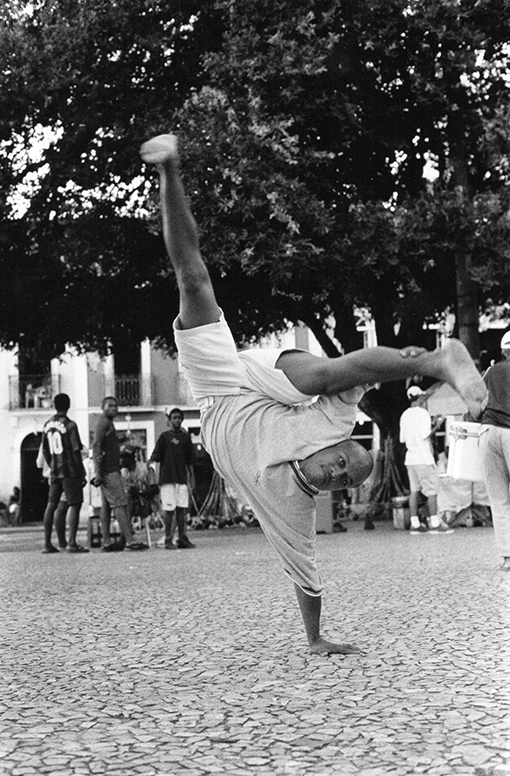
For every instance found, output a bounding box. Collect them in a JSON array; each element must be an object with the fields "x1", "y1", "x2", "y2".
[{"x1": 0, "y1": 340, "x2": 201, "y2": 522}]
